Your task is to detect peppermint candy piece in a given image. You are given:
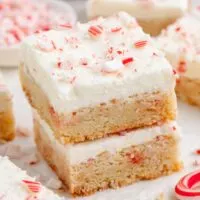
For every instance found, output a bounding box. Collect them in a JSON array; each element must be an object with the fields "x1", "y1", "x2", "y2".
[
  {"x1": 36, "y1": 36, "x2": 56, "y2": 52},
  {"x1": 22, "y1": 180, "x2": 41, "y2": 194},
  {"x1": 134, "y1": 40, "x2": 148, "y2": 48},
  {"x1": 88, "y1": 25, "x2": 103, "y2": 38},
  {"x1": 175, "y1": 170, "x2": 200, "y2": 200}
]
